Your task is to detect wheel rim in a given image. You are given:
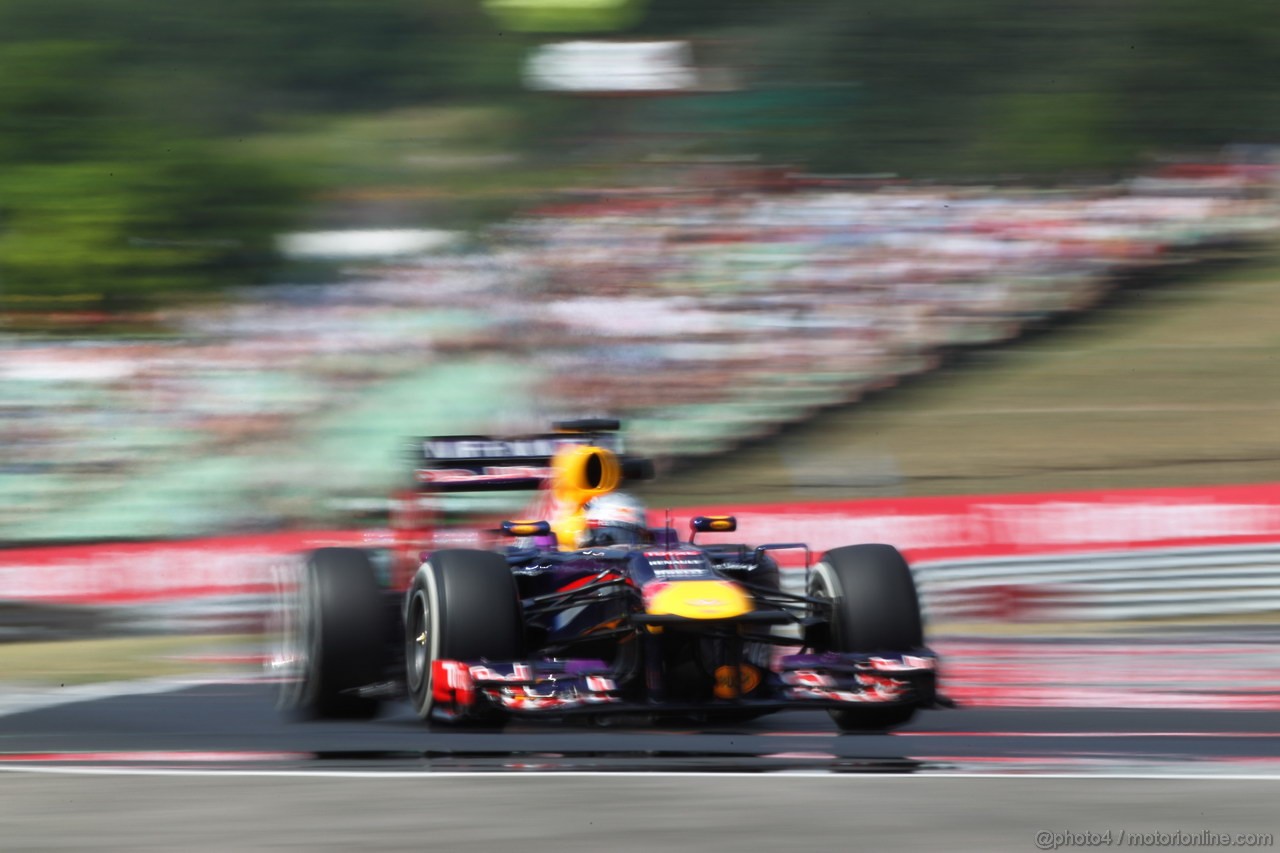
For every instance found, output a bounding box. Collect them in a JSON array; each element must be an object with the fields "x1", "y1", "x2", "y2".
[
  {"x1": 300, "y1": 568, "x2": 323, "y2": 702},
  {"x1": 809, "y1": 561, "x2": 841, "y2": 649},
  {"x1": 268, "y1": 564, "x2": 305, "y2": 709},
  {"x1": 275, "y1": 561, "x2": 324, "y2": 710},
  {"x1": 408, "y1": 589, "x2": 432, "y2": 694},
  {"x1": 809, "y1": 562, "x2": 836, "y2": 604}
]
